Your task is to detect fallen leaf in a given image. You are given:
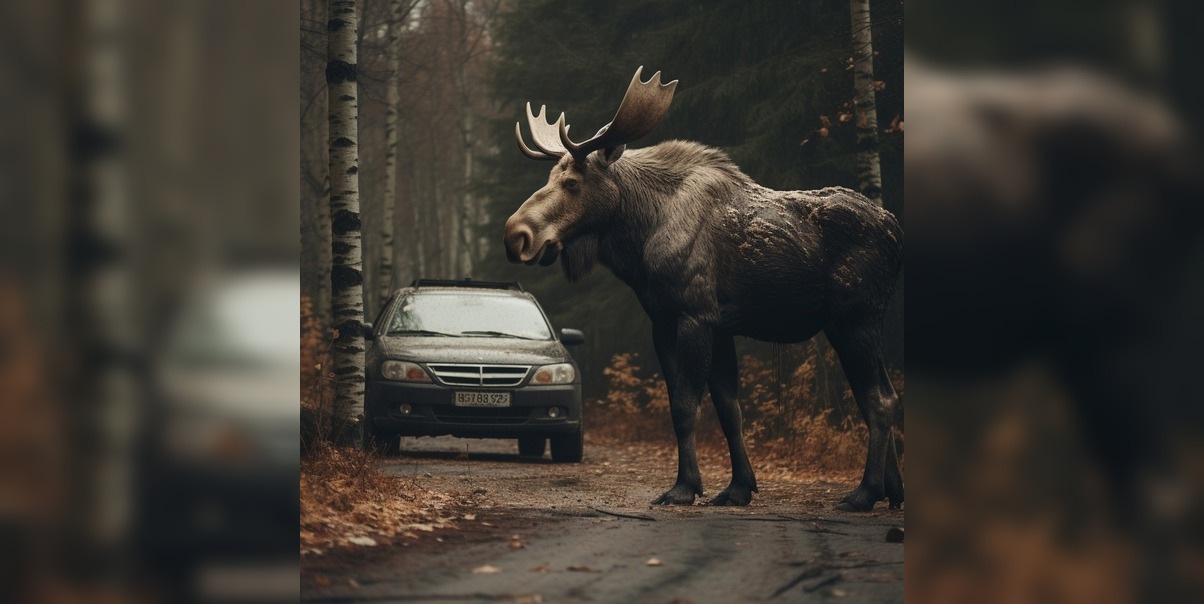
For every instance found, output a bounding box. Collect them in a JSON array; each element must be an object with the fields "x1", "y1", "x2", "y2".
[
  {"x1": 646, "y1": 558, "x2": 663, "y2": 567},
  {"x1": 347, "y1": 536, "x2": 377, "y2": 547},
  {"x1": 510, "y1": 540, "x2": 525, "y2": 550},
  {"x1": 472, "y1": 564, "x2": 503, "y2": 574},
  {"x1": 567, "y1": 564, "x2": 592, "y2": 572},
  {"x1": 529, "y1": 563, "x2": 550, "y2": 573},
  {"x1": 831, "y1": 588, "x2": 848, "y2": 597},
  {"x1": 463, "y1": 514, "x2": 476, "y2": 521},
  {"x1": 348, "y1": 579, "x2": 361, "y2": 589}
]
